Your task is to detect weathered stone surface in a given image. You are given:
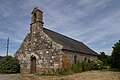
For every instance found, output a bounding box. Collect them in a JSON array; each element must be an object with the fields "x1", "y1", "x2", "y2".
[{"x1": 62, "y1": 50, "x2": 98, "y2": 64}]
